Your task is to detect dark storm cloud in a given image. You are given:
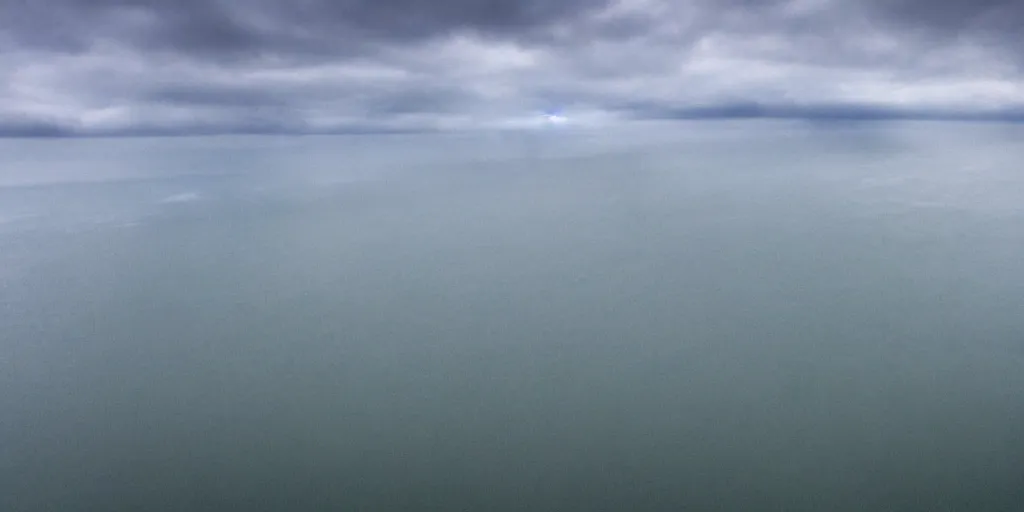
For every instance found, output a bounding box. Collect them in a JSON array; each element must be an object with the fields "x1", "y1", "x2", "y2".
[{"x1": 2, "y1": 0, "x2": 1024, "y2": 135}]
